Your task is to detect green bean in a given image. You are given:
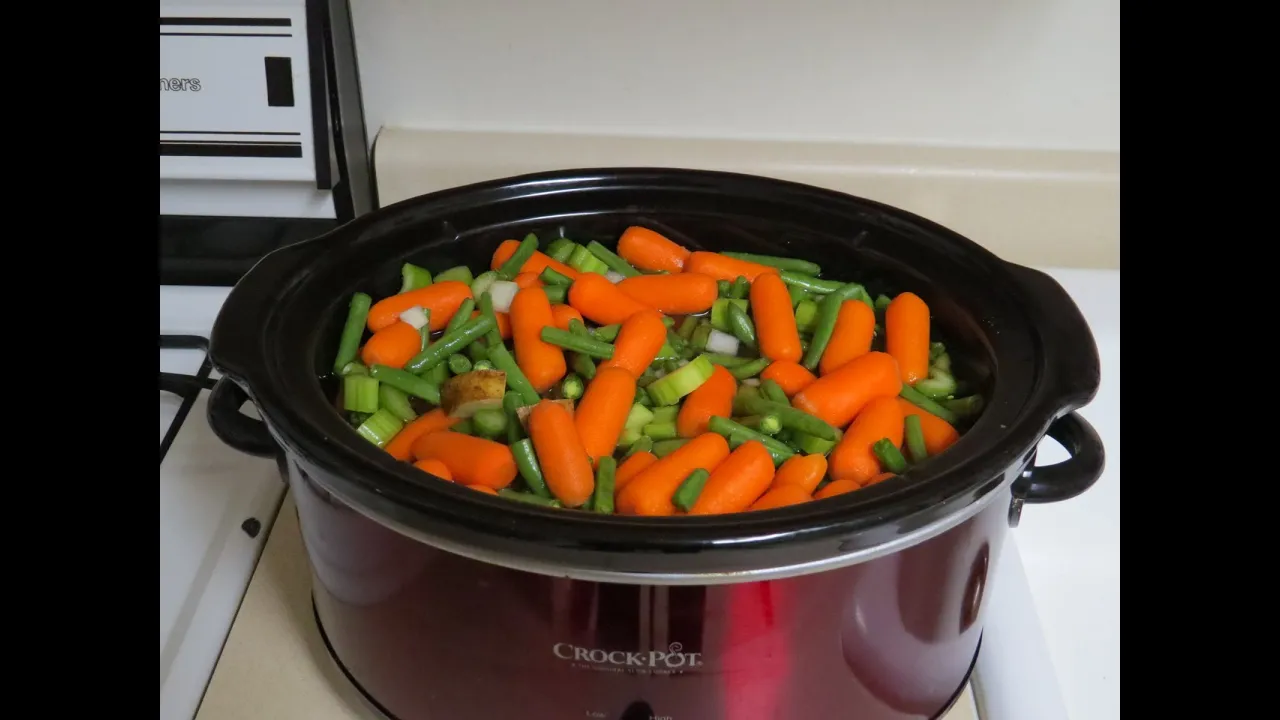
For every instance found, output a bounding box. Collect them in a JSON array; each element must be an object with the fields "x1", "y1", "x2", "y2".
[
  {"x1": 486, "y1": 343, "x2": 540, "y2": 405},
  {"x1": 904, "y1": 414, "x2": 928, "y2": 463},
  {"x1": 625, "y1": 436, "x2": 654, "y2": 458},
  {"x1": 661, "y1": 316, "x2": 676, "y2": 328},
  {"x1": 502, "y1": 391, "x2": 524, "y2": 444},
  {"x1": 900, "y1": 385, "x2": 959, "y2": 424},
  {"x1": 452, "y1": 418, "x2": 475, "y2": 435},
  {"x1": 473, "y1": 360, "x2": 495, "y2": 371},
  {"x1": 634, "y1": 386, "x2": 653, "y2": 406},
  {"x1": 676, "y1": 316, "x2": 700, "y2": 340},
  {"x1": 759, "y1": 379, "x2": 790, "y2": 405},
  {"x1": 802, "y1": 283, "x2": 867, "y2": 370},
  {"x1": 652, "y1": 438, "x2": 690, "y2": 457},
  {"x1": 567, "y1": 319, "x2": 592, "y2": 339},
  {"x1": 726, "y1": 302, "x2": 757, "y2": 348},
  {"x1": 873, "y1": 439, "x2": 908, "y2": 474},
  {"x1": 511, "y1": 438, "x2": 552, "y2": 498},
  {"x1": 733, "y1": 385, "x2": 761, "y2": 415},
  {"x1": 467, "y1": 337, "x2": 490, "y2": 362},
  {"x1": 737, "y1": 414, "x2": 782, "y2": 435},
  {"x1": 702, "y1": 352, "x2": 751, "y2": 368},
  {"x1": 876, "y1": 294, "x2": 893, "y2": 313},
  {"x1": 729, "y1": 357, "x2": 771, "y2": 380},
  {"x1": 404, "y1": 315, "x2": 495, "y2": 374},
  {"x1": 339, "y1": 362, "x2": 368, "y2": 376},
  {"x1": 592, "y1": 457, "x2": 617, "y2": 514},
  {"x1": 560, "y1": 373, "x2": 585, "y2": 400},
  {"x1": 690, "y1": 321, "x2": 713, "y2": 353},
  {"x1": 445, "y1": 298, "x2": 477, "y2": 336},
  {"x1": 788, "y1": 285, "x2": 808, "y2": 307},
  {"x1": 585, "y1": 241, "x2": 642, "y2": 278},
  {"x1": 540, "y1": 328, "x2": 615, "y2": 359},
  {"x1": 496, "y1": 233, "x2": 539, "y2": 280},
  {"x1": 368, "y1": 364, "x2": 441, "y2": 404},
  {"x1": 472, "y1": 408, "x2": 508, "y2": 438},
  {"x1": 571, "y1": 351, "x2": 596, "y2": 380},
  {"x1": 636, "y1": 368, "x2": 661, "y2": 388},
  {"x1": 425, "y1": 360, "x2": 449, "y2": 386},
  {"x1": 536, "y1": 268, "x2": 570, "y2": 287},
  {"x1": 332, "y1": 292, "x2": 372, "y2": 374},
  {"x1": 672, "y1": 469, "x2": 710, "y2": 512},
  {"x1": 378, "y1": 384, "x2": 418, "y2": 422},
  {"x1": 498, "y1": 488, "x2": 561, "y2": 507},
  {"x1": 543, "y1": 285, "x2": 569, "y2": 304},
  {"x1": 666, "y1": 329, "x2": 688, "y2": 356},
  {"x1": 779, "y1": 271, "x2": 845, "y2": 295},
  {"x1": 717, "y1": 280, "x2": 733, "y2": 297},
  {"x1": 545, "y1": 238, "x2": 576, "y2": 263},
  {"x1": 794, "y1": 300, "x2": 820, "y2": 333},
  {"x1": 735, "y1": 392, "x2": 838, "y2": 441},
  {"x1": 728, "y1": 275, "x2": 750, "y2": 299},
  {"x1": 594, "y1": 324, "x2": 621, "y2": 342},
  {"x1": 722, "y1": 252, "x2": 822, "y2": 276},
  {"x1": 707, "y1": 416, "x2": 794, "y2": 465},
  {"x1": 943, "y1": 394, "x2": 985, "y2": 419},
  {"x1": 447, "y1": 354, "x2": 473, "y2": 375}
]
